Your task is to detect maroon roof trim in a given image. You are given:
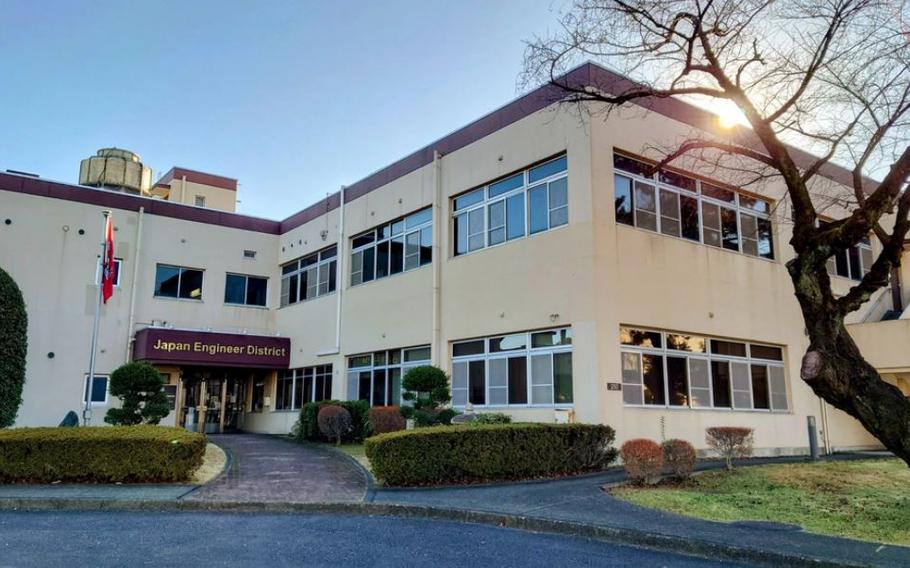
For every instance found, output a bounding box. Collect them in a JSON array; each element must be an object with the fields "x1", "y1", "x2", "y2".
[
  {"x1": 0, "y1": 172, "x2": 281, "y2": 234},
  {"x1": 157, "y1": 167, "x2": 238, "y2": 191}
]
